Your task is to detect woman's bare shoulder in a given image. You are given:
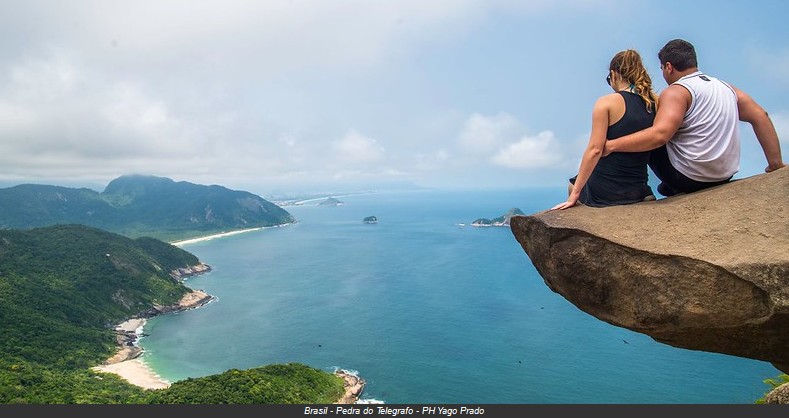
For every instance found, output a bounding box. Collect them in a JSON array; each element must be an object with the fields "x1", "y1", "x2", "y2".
[{"x1": 593, "y1": 92, "x2": 624, "y2": 110}]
